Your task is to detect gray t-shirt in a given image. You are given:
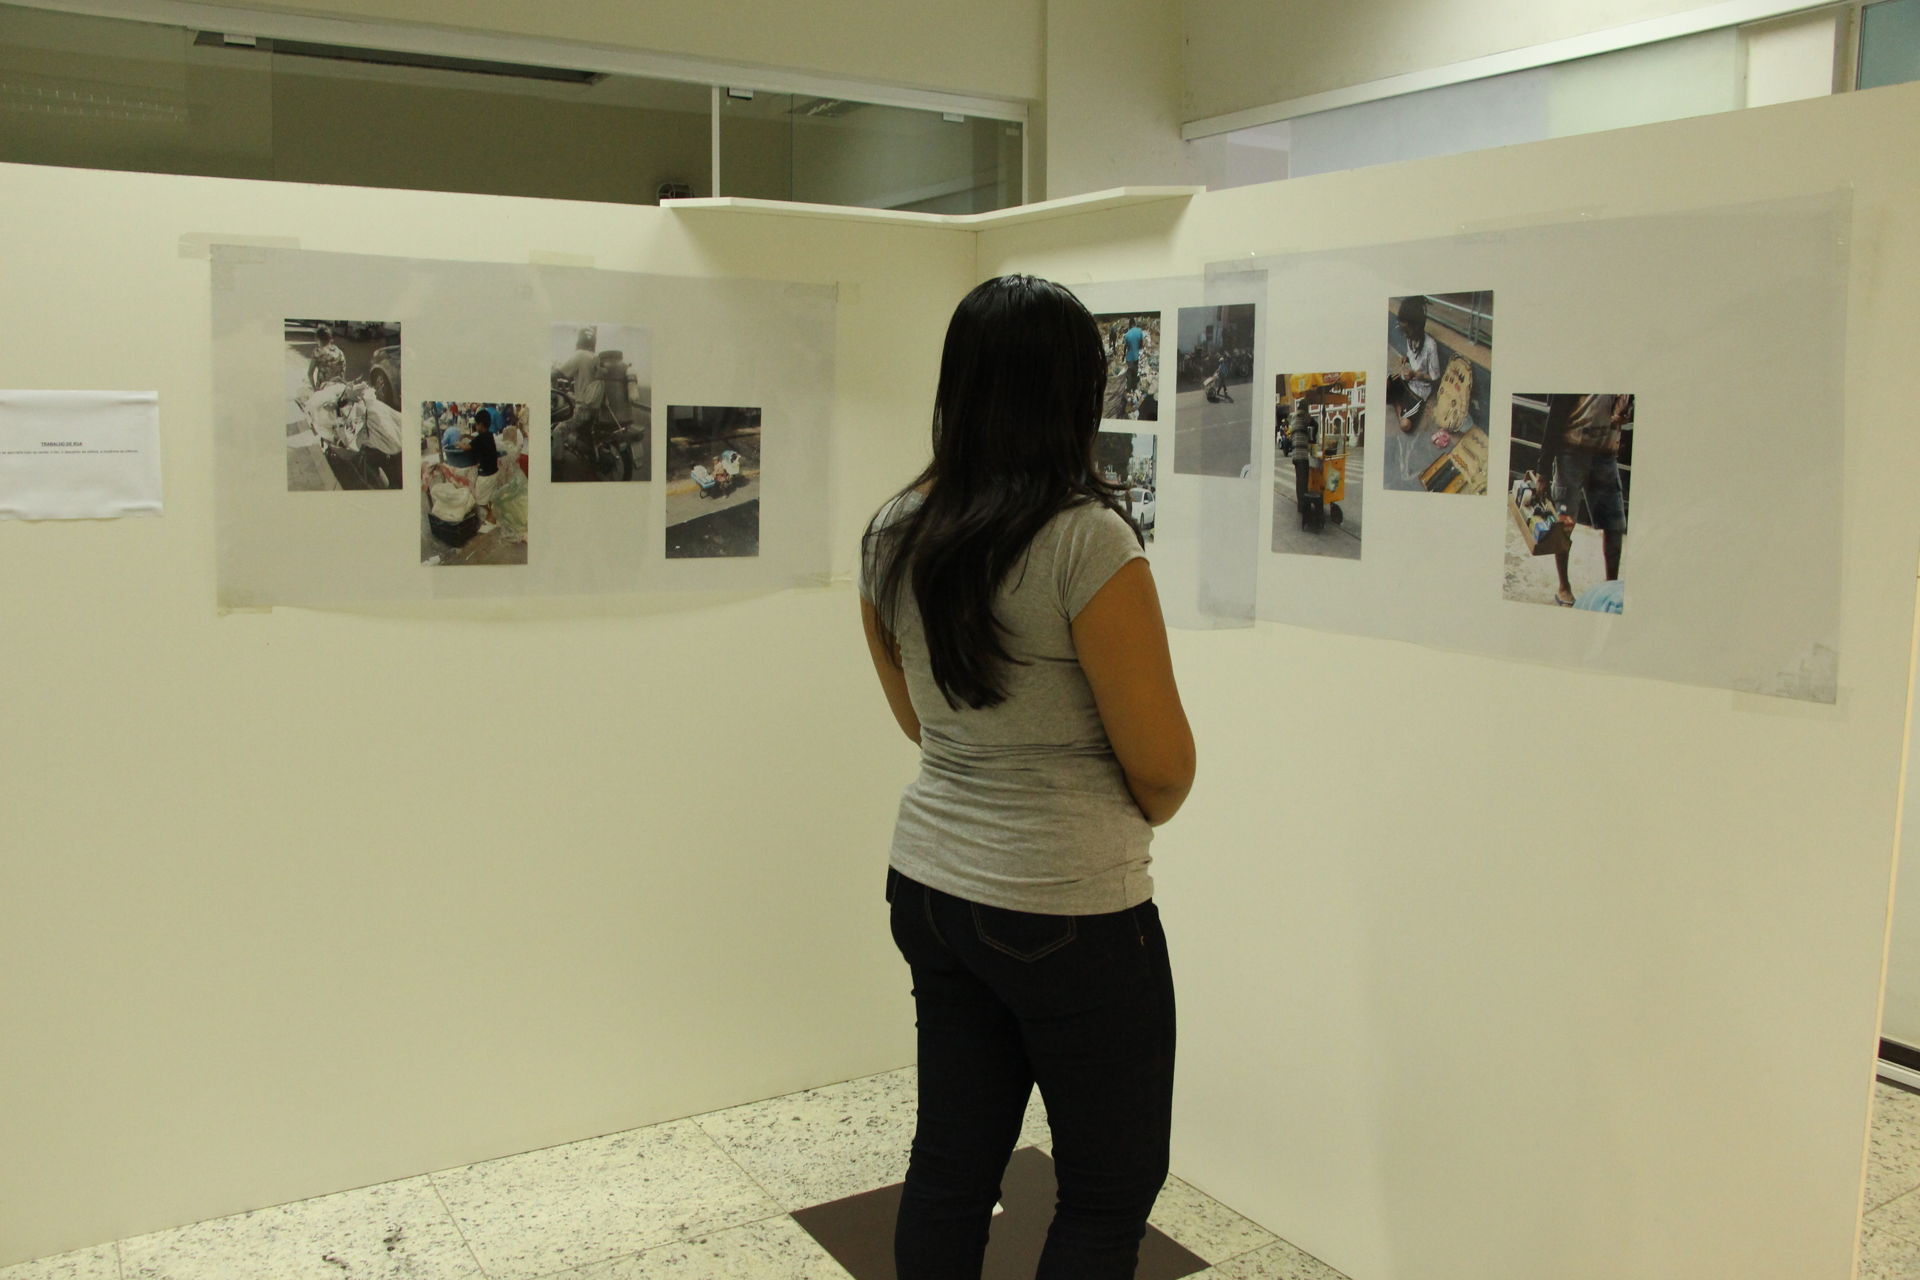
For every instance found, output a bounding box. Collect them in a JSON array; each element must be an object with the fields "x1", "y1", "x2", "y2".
[{"x1": 860, "y1": 492, "x2": 1153, "y2": 914}]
